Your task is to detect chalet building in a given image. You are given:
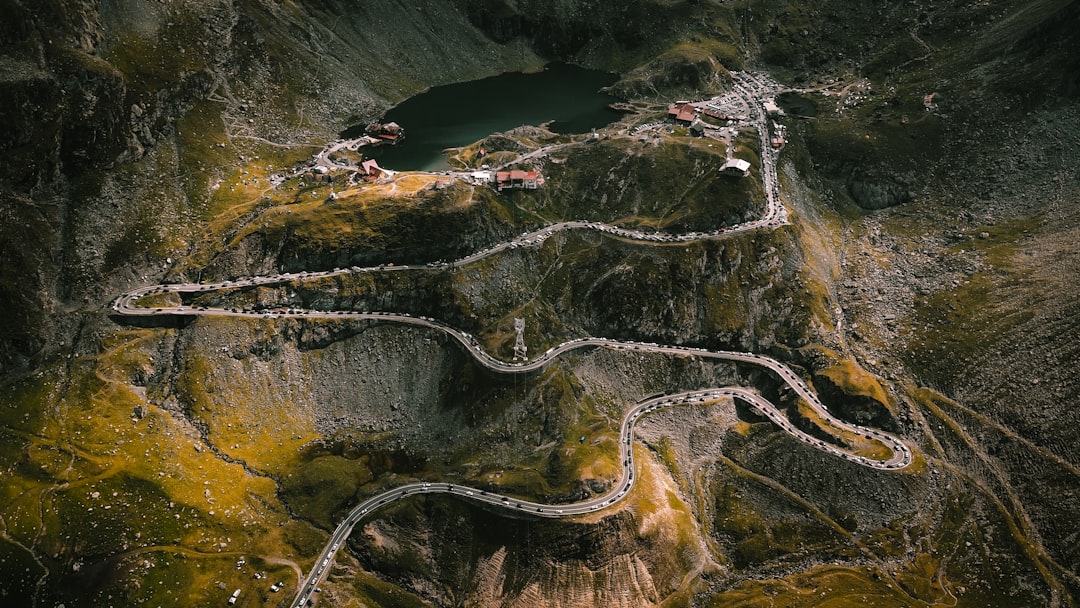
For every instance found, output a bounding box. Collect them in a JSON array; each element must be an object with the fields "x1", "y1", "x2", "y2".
[
  {"x1": 349, "y1": 159, "x2": 389, "y2": 185},
  {"x1": 496, "y1": 169, "x2": 541, "y2": 191},
  {"x1": 701, "y1": 108, "x2": 728, "y2": 121},
  {"x1": 667, "y1": 103, "x2": 697, "y2": 125},
  {"x1": 689, "y1": 118, "x2": 710, "y2": 136},
  {"x1": 720, "y1": 158, "x2": 751, "y2": 177},
  {"x1": 361, "y1": 159, "x2": 383, "y2": 180},
  {"x1": 365, "y1": 121, "x2": 404, "y2": 143},
  {"x1": 307, "y1": 168, "x2": 333, "y2": 184},
  {"x1": 770, "y1": 122, "x2": 787, "y2": 149},
  {"x1": 468, "y1": 170, "x2": 494, "y2": 185}
]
